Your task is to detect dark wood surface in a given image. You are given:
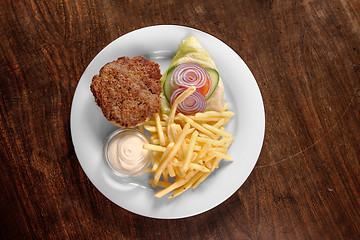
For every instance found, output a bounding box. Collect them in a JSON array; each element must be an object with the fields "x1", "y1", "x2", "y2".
[{"x1": 1, "y1": 0, "x2": 359, "y2": 239}]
